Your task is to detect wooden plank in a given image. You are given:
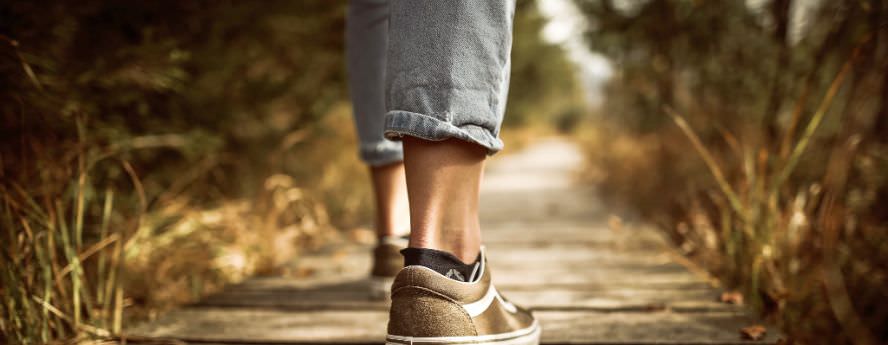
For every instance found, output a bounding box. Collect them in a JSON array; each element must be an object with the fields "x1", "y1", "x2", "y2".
[
  {"x1": 480, "y1": 223, "x2": 668, "y2": 247},
  {"x1": 541, "y1": 310, "x2": 782, "y2": 344},
  {"x1": 263, "y1": 262, "x2": 708, "y2": 288},
  {"x1": 275, "y1": 243, "x2": 707, "y2": 288},
  {"x1": 128, "y1": 308, "x2": 781, "y2": 344},
  {"x1": 479, "y1": 191, "x2": 604, "y2": 224},
  {"x1": 197, "y1": 278, "x2": 729, "y2": 312},
  {"x1": 218, "y1": 274, "x2": 712, "y2": 292},
  {"x1": 484, "y1": 246, "x2": 676, "y2": 265},
  {"x1": 484, "y1": 268, "x2": 705, "y2": 286},
  {"x1": 287, "y1": 243, "x2": 686, "y2": 275}
]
